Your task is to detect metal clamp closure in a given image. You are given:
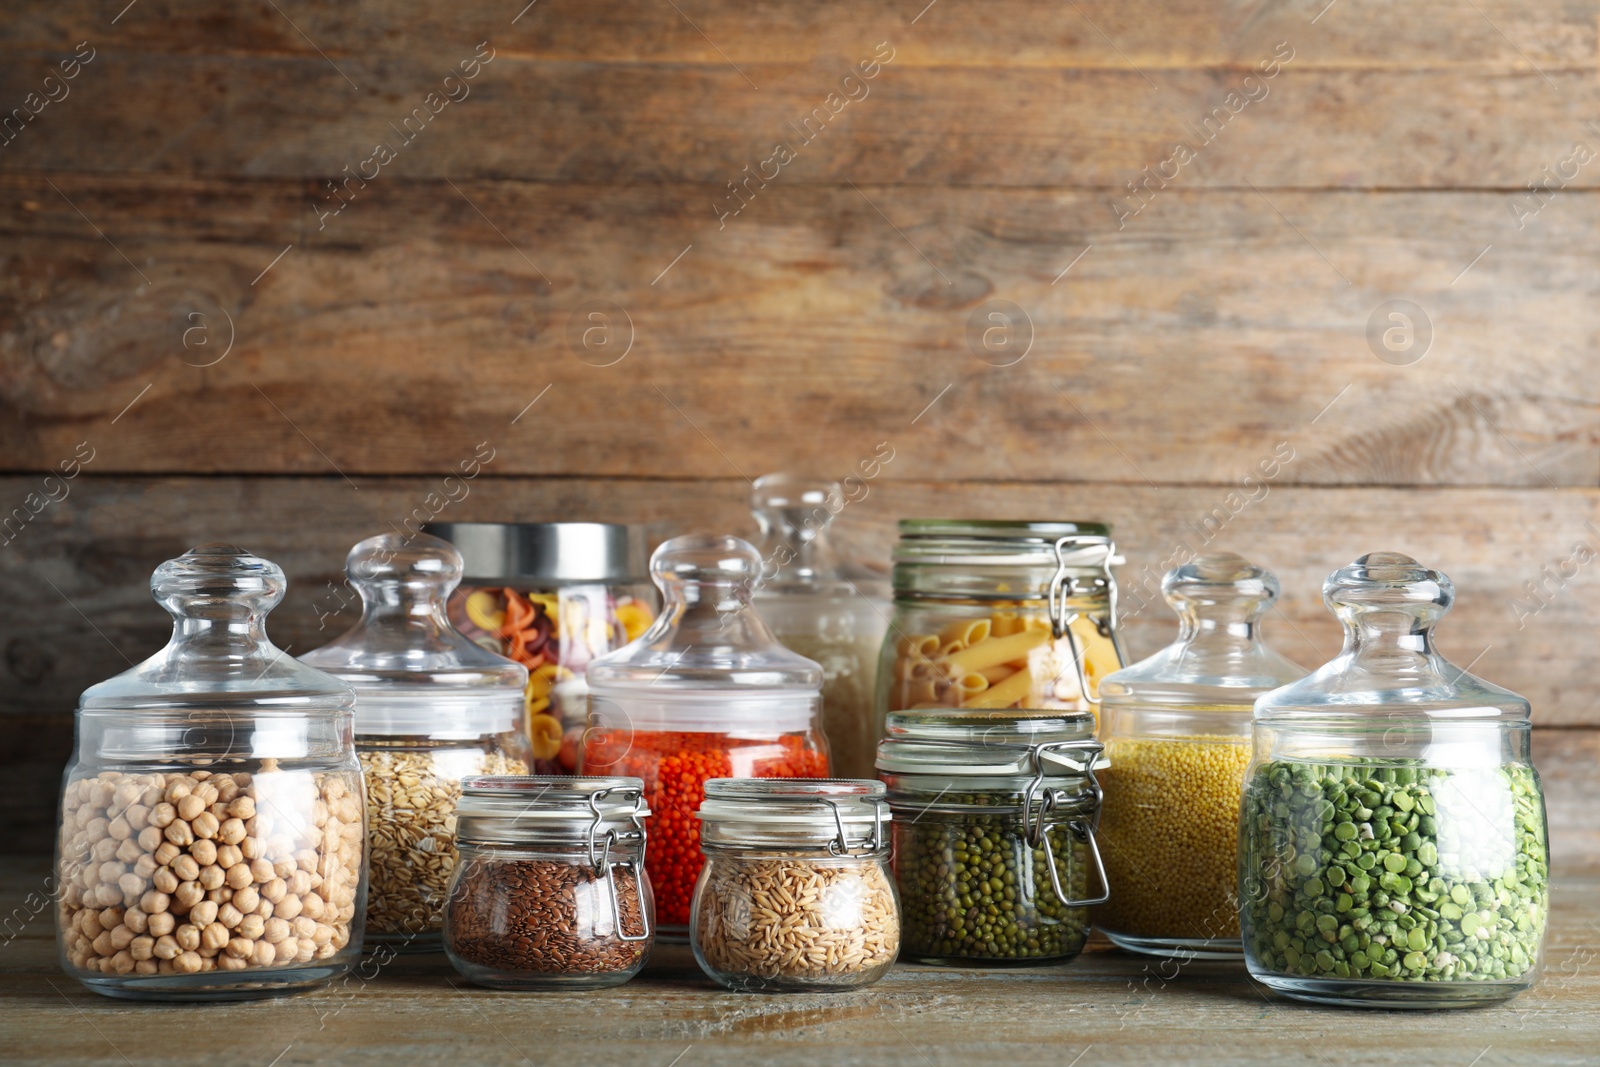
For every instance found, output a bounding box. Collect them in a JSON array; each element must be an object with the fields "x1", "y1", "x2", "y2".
[
  {"x1": 1046, "y1": 534, "x2": 1126, "y2": 701},
  {"x1": 1021, "y1": 739, "x2": 1111, "y2": 909},
  {"x1": 587, "y1": 786, "x2": 651, "y2": 942},
  {"x1": 821, "y1": 797, "x2": 887, "y2": 857}
]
